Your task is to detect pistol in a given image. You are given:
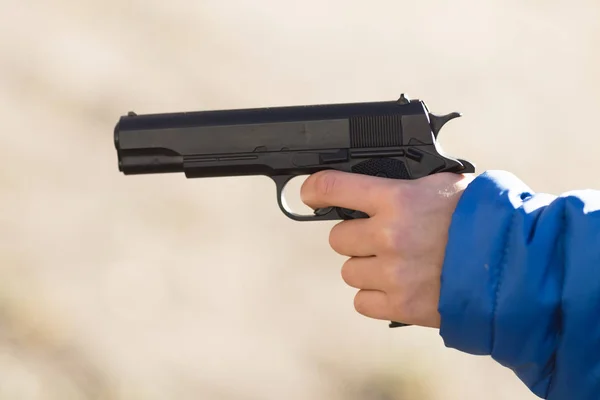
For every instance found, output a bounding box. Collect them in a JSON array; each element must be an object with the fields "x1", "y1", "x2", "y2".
[
  {"x1": 114, "y1": 94, "x2": 475, "y2": 328},
  {"x1": 114, "y1": 94, "x2": 474, "y2": 221}
]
